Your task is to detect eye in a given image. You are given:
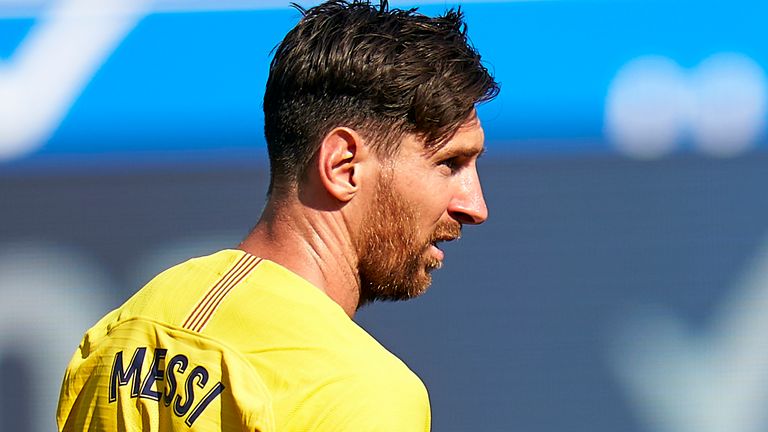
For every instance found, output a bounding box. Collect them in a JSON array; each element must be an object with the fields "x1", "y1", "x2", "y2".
[{"x1": 438, "y1": 157, "x2": 461, "y2": 174}]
